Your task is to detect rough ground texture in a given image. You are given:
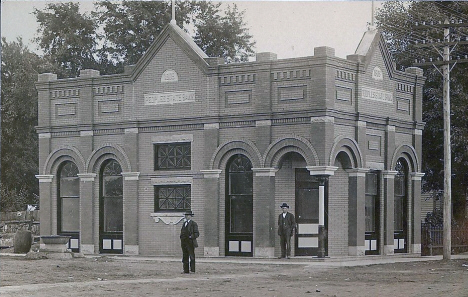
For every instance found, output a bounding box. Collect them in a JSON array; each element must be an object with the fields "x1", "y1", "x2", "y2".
[{"x1": 1, "y1": 253, "x2": 467, "y2": 297}]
